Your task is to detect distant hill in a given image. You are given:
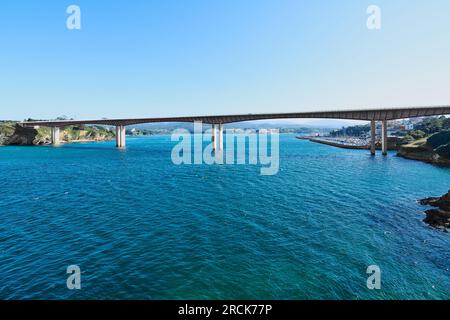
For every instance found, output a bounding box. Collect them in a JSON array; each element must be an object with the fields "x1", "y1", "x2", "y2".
[{"x1": 131, "y1": 119, "x2": 363, "y2": 131}]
